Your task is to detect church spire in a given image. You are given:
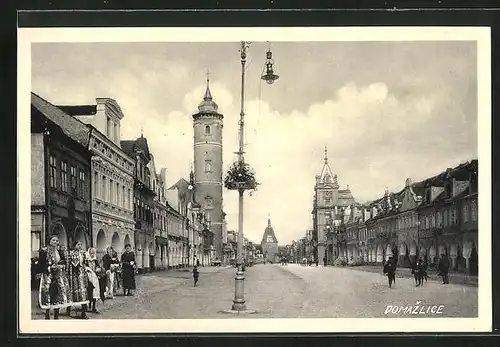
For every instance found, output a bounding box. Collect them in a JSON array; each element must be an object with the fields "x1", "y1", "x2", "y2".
[
  {"x1": 268, "y1": 213, "x2": 271, "y2": 227},
  {"x1": 324, "y1": 145, "x2": 328, "y2": 164}
]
